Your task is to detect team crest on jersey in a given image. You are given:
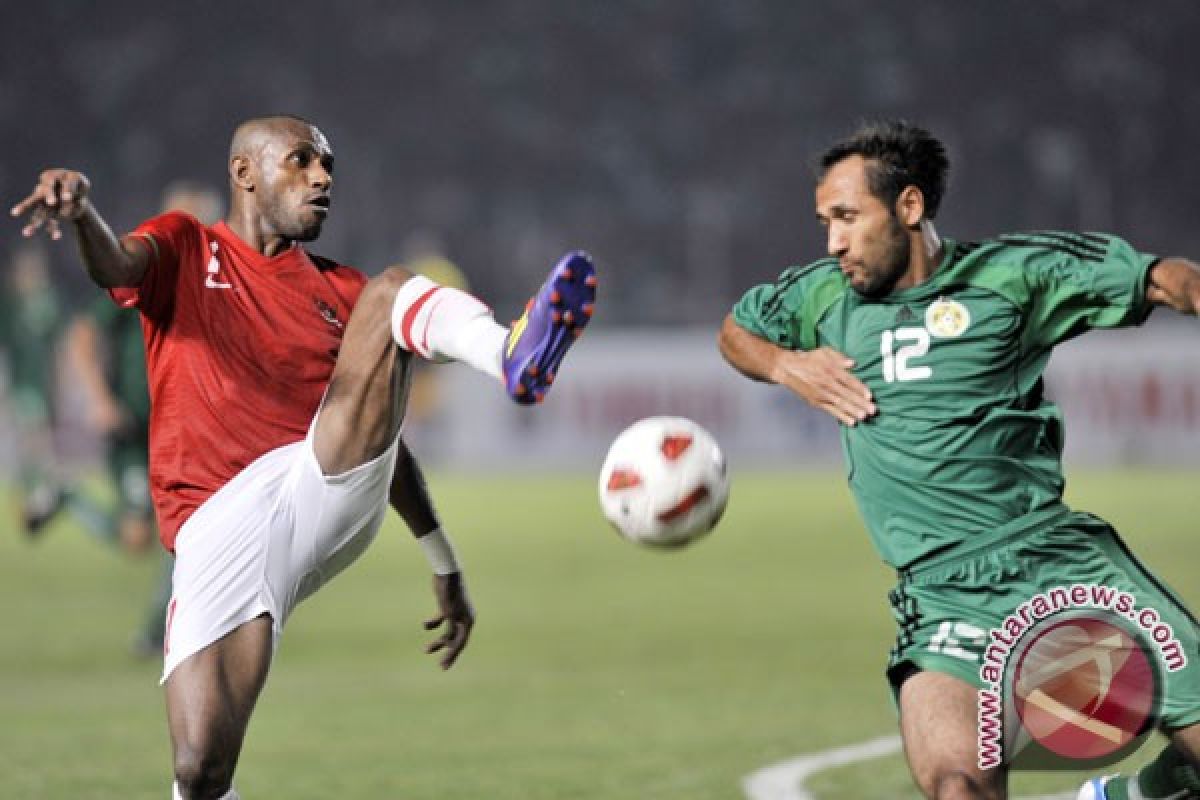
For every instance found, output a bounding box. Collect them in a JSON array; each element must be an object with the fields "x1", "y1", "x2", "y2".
[
  {"x1": 924, "y1": 297, "x2": 970, "y2": 338},
  {"x1": 314, "y1": 298, "x2": 344, "y2": 330}
]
